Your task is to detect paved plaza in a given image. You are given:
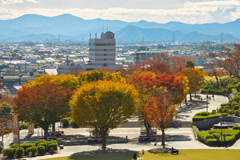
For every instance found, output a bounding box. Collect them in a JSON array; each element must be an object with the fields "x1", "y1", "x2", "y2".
[{"x1": 1, "y1": 94, "x2": 240, "y2": 159}]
